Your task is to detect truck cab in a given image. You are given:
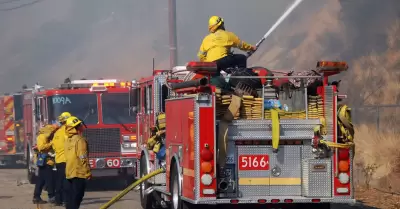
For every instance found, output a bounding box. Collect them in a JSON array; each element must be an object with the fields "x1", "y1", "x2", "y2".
[{"x1": 23, "y1": 80, "x2": 138, "y2": 184}]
